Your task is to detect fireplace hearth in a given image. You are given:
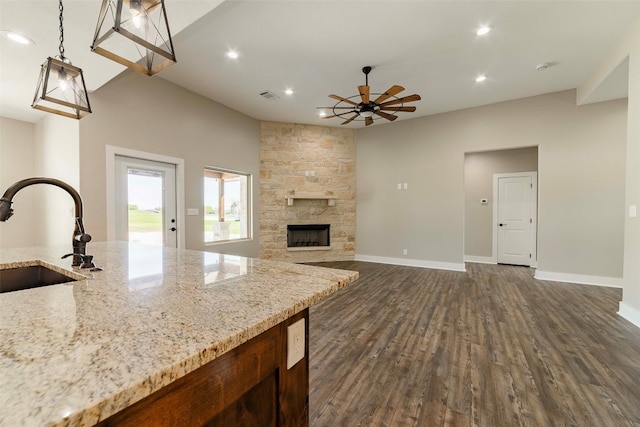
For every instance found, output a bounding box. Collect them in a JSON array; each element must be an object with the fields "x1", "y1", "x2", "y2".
[{"x1": 287, "y1": 224, "x2": 330, "y2": 250}]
